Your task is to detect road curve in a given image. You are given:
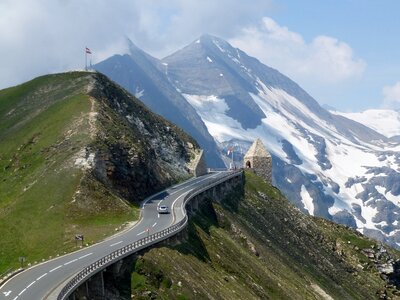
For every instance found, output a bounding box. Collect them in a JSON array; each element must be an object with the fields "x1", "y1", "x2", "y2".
[{"x1": 0, "y1": 171, "x2": 231, "y2": 300}]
